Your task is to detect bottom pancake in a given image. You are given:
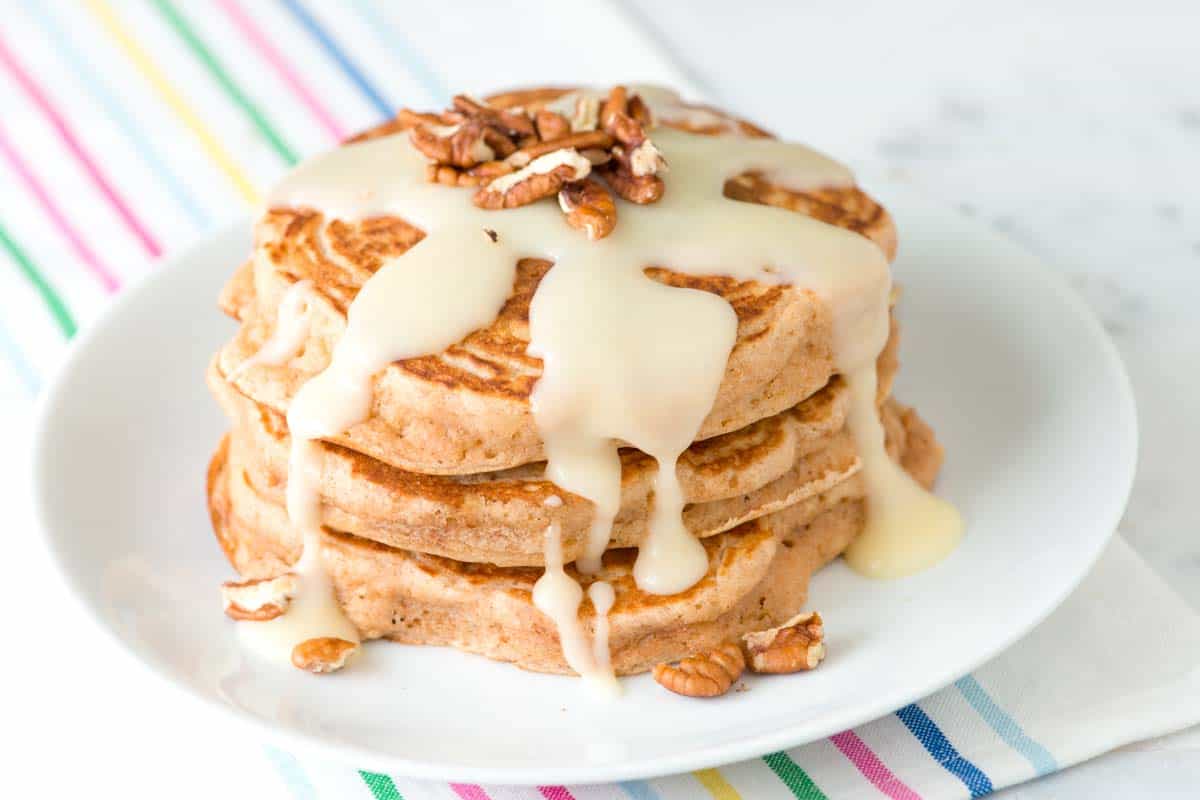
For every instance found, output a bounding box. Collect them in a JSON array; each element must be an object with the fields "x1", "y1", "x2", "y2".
[{"x1": 208, "y1": 404, "x2": 942, "y2": 676}]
